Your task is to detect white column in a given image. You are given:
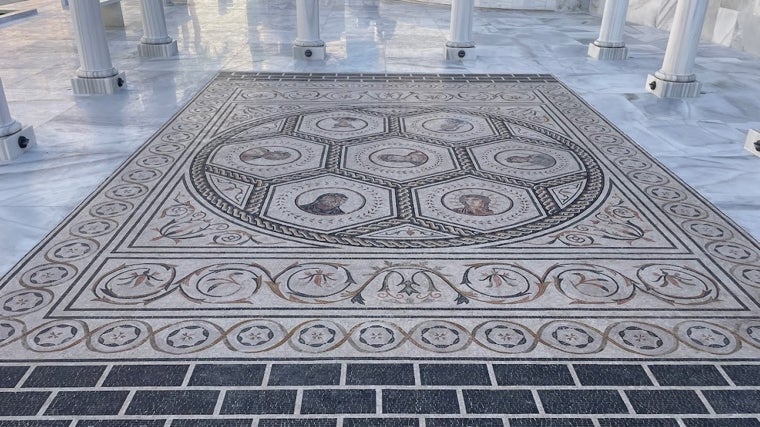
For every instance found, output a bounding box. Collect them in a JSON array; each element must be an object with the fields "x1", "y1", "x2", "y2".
[
  {"x1": 646, "y1": 0, "x2": 708, "y2": 98},
  {"x1": 70, "y1": 0, "x2": 126, "y2": 95},
  {"x1": 138, "y1": 0, "x2": 178, "y2": 57},
  {"x1": 293, "y1": 0, "x2": 325, "y2": 60},
  {"x1": 745, "y1": 129, "x2": 760, "y2": 158},
  {"x1": 444, "y1": 0, "x2": 475, "y2": 61},
  {"x1": 588, "y1": 0, "x2": 629, "y2": 60},
  {"x1": 0, "y1": 78, "x2": 36, "y2": 162}
]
